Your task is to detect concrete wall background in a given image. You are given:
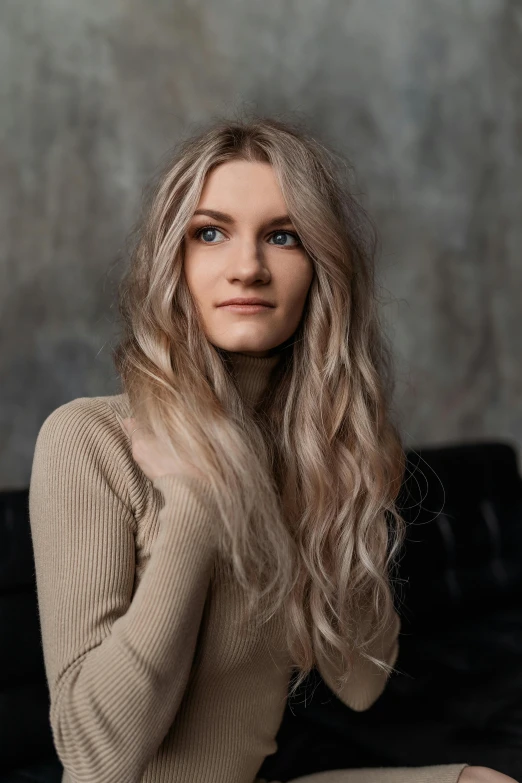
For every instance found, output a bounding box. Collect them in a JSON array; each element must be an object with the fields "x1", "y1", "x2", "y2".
[{"x1": 1, "y1": 0, "x2": 521, "y2": 488}]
